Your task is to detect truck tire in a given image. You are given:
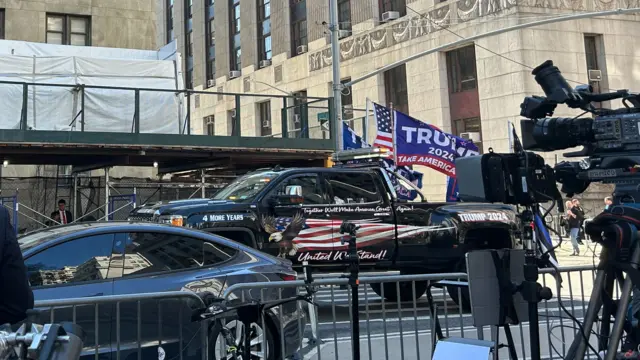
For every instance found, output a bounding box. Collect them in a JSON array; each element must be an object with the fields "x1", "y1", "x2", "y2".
[
  {"x1": 447, "y1": 260, "x2": 471, "y2": 312},
  {"x1": 369, "y1": 281, "x2": 428, "y2": 302}
]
